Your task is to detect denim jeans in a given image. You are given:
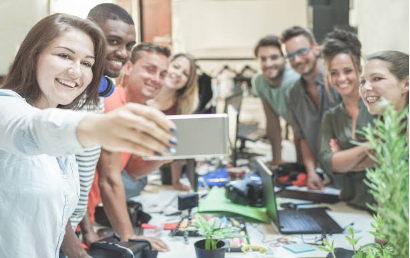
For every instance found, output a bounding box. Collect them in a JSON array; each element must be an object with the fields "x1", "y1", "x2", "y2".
[
  {"x1": 121, "y1": 169, "x2": 148, "y2": 200},
  {"x1": 59, "y1": 250, "x2": 67, "y2": 258}
]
